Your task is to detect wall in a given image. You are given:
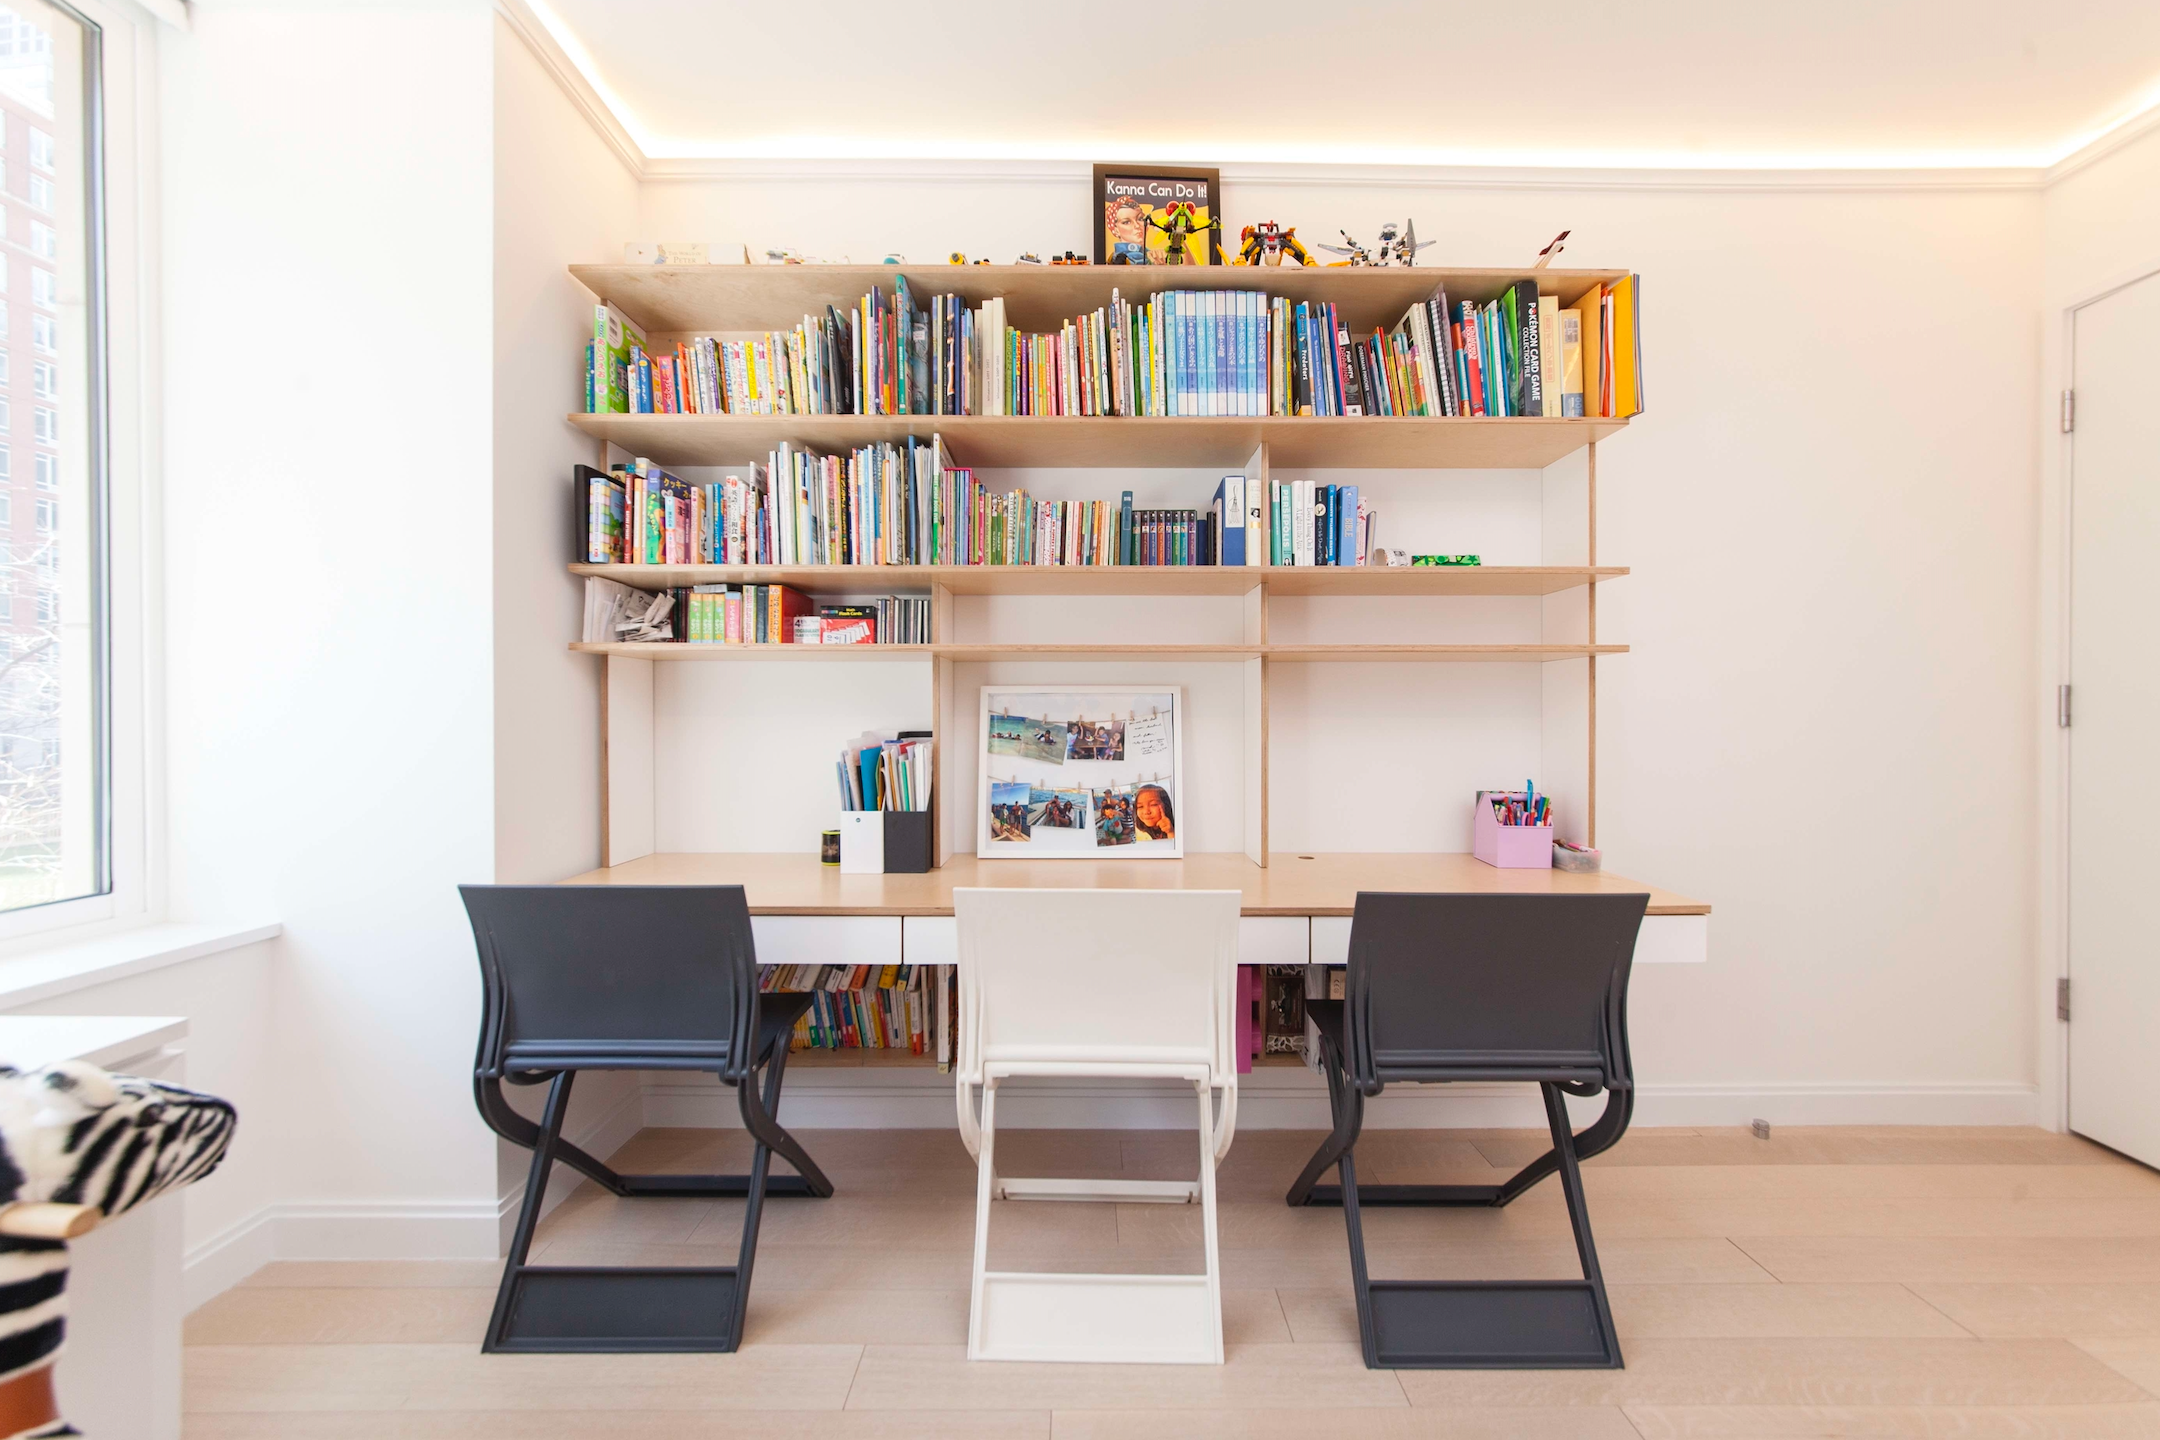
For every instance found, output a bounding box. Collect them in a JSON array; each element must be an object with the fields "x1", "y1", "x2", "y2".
[
  {"x1": 489, "y1": 12, "x2": 644, "y2": 1217},
  {"x1": 158, "y1": 0, "x2": 502, "y2": 1263},
  {"x1": 643, "y1": 169, "x2": 2046, "y2": 1124}
]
